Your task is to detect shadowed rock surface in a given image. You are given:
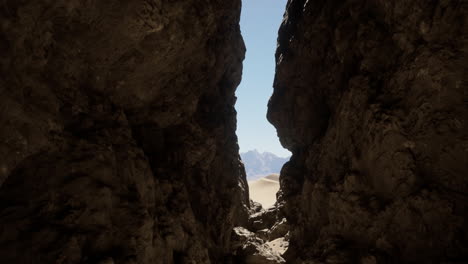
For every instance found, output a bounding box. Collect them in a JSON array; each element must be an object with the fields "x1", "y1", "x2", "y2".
[
  {"x1": 1, "y1": 0, "x2": 467, "y2": 263},
  {"x1": 0, "y1": 0, "x2": 248, "y2": 263},
  {"x1": 232, "y1": 227, "x2": 285, "y2": 264},
  {"x1": 269, "y1": 0, "x2": 468, "y2": 263}
]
